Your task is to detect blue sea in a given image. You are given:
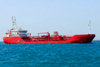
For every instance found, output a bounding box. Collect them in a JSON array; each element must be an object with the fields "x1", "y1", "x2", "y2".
[{"x1": 0, "y1": 41, "x2": 100, "y2": 67}]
